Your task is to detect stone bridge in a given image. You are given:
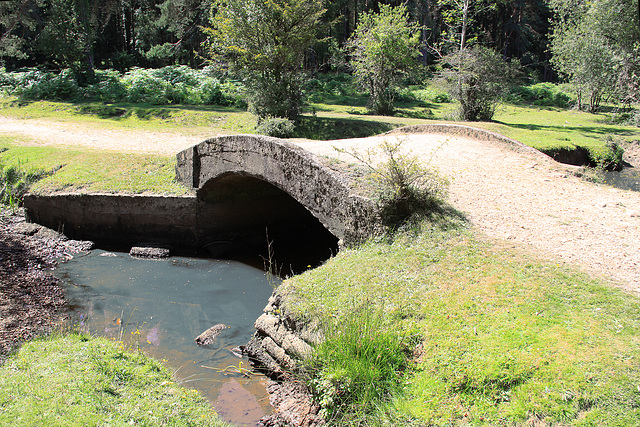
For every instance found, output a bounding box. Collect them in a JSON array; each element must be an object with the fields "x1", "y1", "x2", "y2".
[{"x1": 175, "y1": 134, "x2": 375, "y2": 249}]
